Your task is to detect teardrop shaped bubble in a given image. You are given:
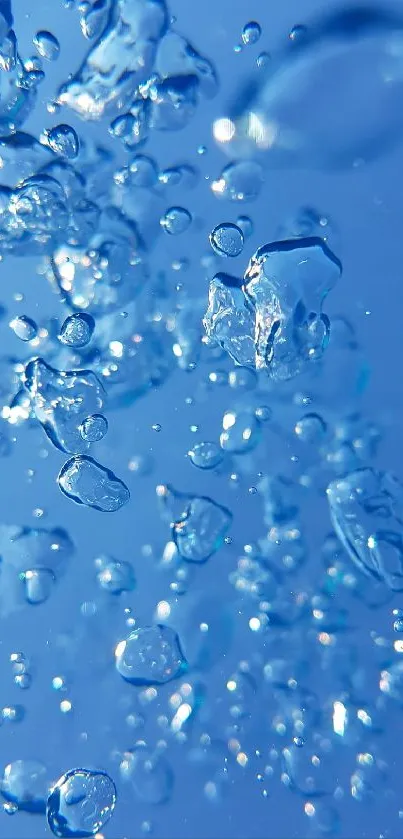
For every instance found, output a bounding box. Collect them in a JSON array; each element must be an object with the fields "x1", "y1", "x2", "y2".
[
  {"x1": 1, "y1": 759, "x2": 48, "y2": 813},
  {"x1": 44, "y1": 124, "x2": 79, "y2": 160},
  {"x1": 160, "y1": 206, "x2": 192, "y2": 235},
  {"x1": 188, "y1": 441, "x2": 223, "y2": 470},
  {"x1": 215, "y1": 6, "x2": 403, "y2": 168},
  {"x1": 59, "y1": 313, "x2": 95, "y2": 348},
  {"x1": 210, "y1": 223, "x2": 244, "y2": 257},
  {"x1": 58, "y1": 455, "x2": 130, "y2": 512},
  {"x1": 115, "y1": 624, "x2": 186, "y2": 685},
  {"x1": 46, "y1": 768, "x2": 116, "y2": 838},
  {"x1": 80, "y1": 414, "x2": 108, "y2": 443},
  {"x1": 120, "y1": 745, "x2": 174, "y2": 804},
  {"x1": 211, "y1": 160, "x2": 264, "y2": 201},
  {"x1": 242, "y1": 21, "x2": 262, "y2": 45},
  {"x1": 33, "y1": 31, "x2": 60, "y2": 61},
  {"x1": 9, "y1": 315, "x2": 37, "y2": 342}
]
